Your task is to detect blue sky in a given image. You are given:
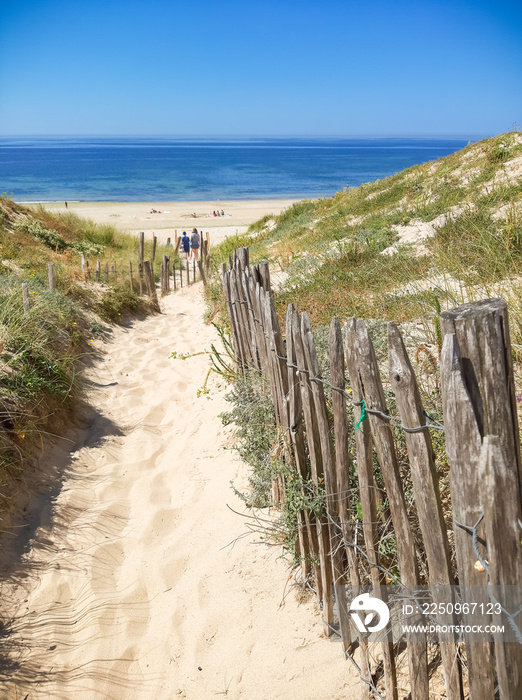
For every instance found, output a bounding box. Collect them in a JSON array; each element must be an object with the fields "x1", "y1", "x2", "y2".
[{"x1": 0, "y1": 0, "x2": 521, "y2": 136}]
